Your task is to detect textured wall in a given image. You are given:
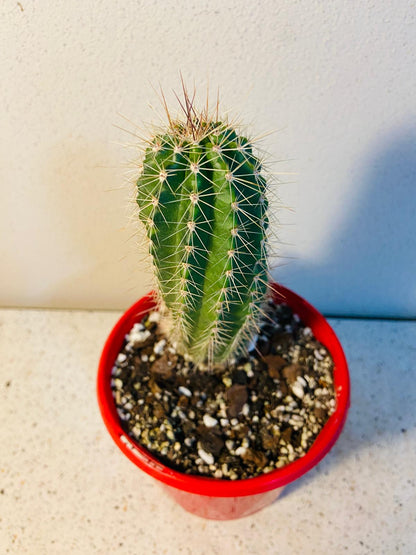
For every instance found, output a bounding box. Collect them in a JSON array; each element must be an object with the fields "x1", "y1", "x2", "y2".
[{"x1": 1, "y1": 1, "x2": 415, "y2": 315}]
